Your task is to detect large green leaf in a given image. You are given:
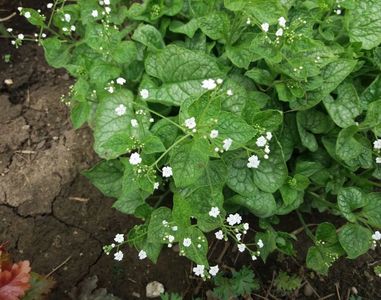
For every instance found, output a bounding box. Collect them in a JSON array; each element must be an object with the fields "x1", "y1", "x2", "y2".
[
  {"x1": 197, "y1": 12, "x2": 230, "y2": 41},
  {"x1": 230, "y1": 191, "x2": 277, "y2": 218},
  {"x1": 253, "y1": 146, "x2": 288, "y2": 193},
  {"x1": 224, "y1": 0, "x2": 286, "y2": 23},
  {"x1": 94, "y1": 90, "x2": 147, "y2": 159},
  {"x1": 346, "y1": 0, "x2": 381, "y2": 50},
  {"x1": 323, "y1": 82, "x2": 362, "y2": 128},
  {"x1": 144, "y1": 45, "x2": 224, "y2": 105},
  {"x1": 362, "y1": 193, "x2": 381, "y2": 228},
  {"x1": 170, "y1": 137, "x2": 210, "y2": 187},
  {"x1": 83, "y1": 160, "x2": 124, "y2": 198}
]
